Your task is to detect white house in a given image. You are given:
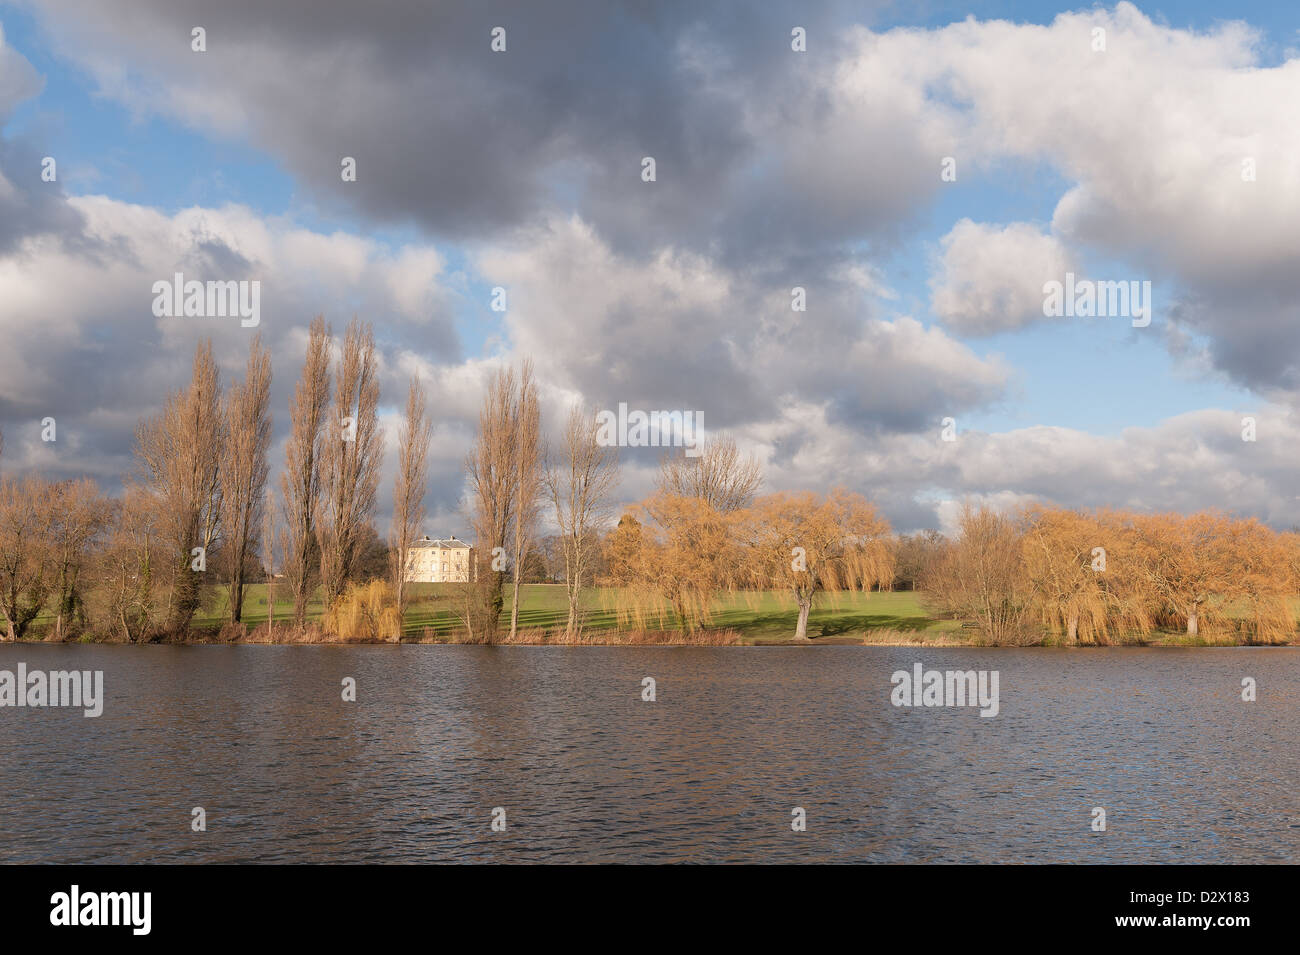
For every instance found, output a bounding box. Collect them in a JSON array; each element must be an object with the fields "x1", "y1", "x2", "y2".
[{"x1": 404, "y1": 536, "x2": 475, "y2": 583}]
